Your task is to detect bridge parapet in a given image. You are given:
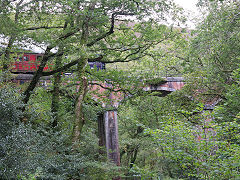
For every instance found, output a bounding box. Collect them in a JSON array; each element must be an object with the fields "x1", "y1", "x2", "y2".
[
  {"x1": 11, "y1": 74, "x2": 185, "y2": 100},
  {"x1": 143, "y1": 77, "x2": 185, "y2": 96}
]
